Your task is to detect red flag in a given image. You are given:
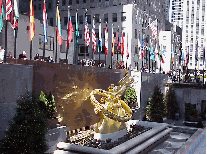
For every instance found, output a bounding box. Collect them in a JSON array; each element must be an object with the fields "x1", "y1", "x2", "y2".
[
  {"x1": 121, "y1": 32, "x2": 124, "y2": 56},
  {"x1": 6, "y1": 0, "x2": 12, "y2": 22},
  {"x1": 104, "y1": 24, "x2": 108, "y2": 55},
  {"x1": 126, "y1": 45, "x2": 129, "y2": 59},
  {"x1": 66, "y1": 9, "x2": 73, "y2": 49}
]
